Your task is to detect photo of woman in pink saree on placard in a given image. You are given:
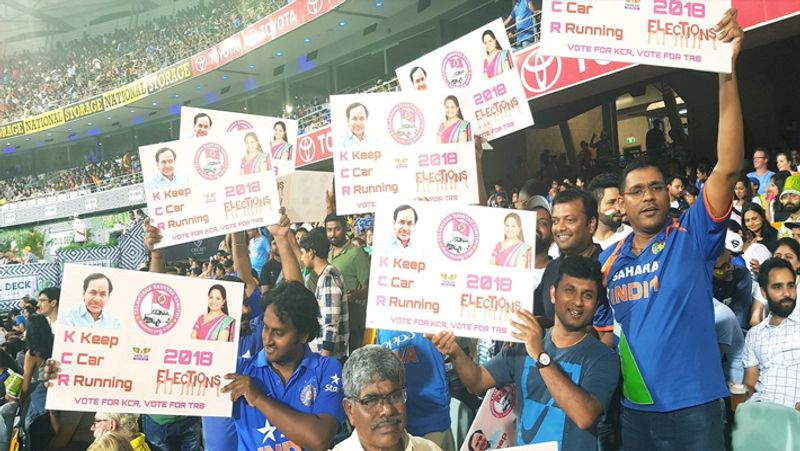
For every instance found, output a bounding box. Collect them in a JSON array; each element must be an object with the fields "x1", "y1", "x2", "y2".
[
  {"x1": 270, "y1": 121, "x2": 293, "y2": 161},
  {"x1": 437, "y1": 95, "x2": 472, "y2": 144},
  {"x1": 490, "y1": 213, "x2": 531, "y2": 269},
  {"x1": 191, "y1": 284, "x2": 235, "y2": 342},
  {"x1": 240, "y1": 131, "x2": 272, "y2": 175},
  {"x1": 482, "y1": 29, "x2": 513, "y2": 79}
]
